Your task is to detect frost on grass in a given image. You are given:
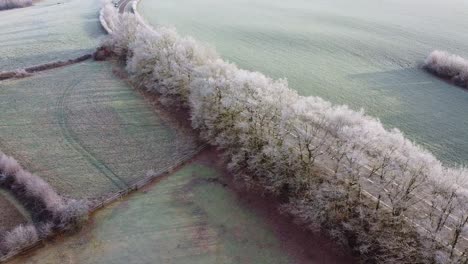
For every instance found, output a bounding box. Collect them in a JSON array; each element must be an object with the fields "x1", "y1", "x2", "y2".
[
  {"x1": 101, "y1": 5, "x2": 468, "y2": 263},
  {"x1": 424, "y1": 50, "x2": 468, "y2": 88},
  {"x1": 0, "y1": 153, "x2": 89, "y2": 257},
  {"x1": 0, "y1": 0, "x2": 32, "y2": 10}
]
